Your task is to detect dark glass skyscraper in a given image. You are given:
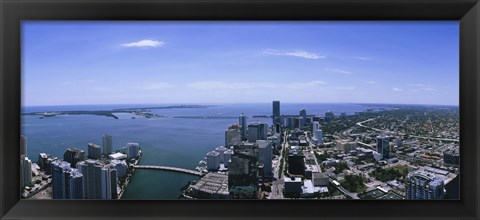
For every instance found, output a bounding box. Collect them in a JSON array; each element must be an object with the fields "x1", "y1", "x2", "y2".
[
  {"x1": 239, "y1": 113, "x2": 247, "y2": 141},
  {"x1": 376, "y1": 134, "x2": 390, "y2": 159},
  {"x1": 272, "y1": 101, "x2": 280, "y2": 123}
]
